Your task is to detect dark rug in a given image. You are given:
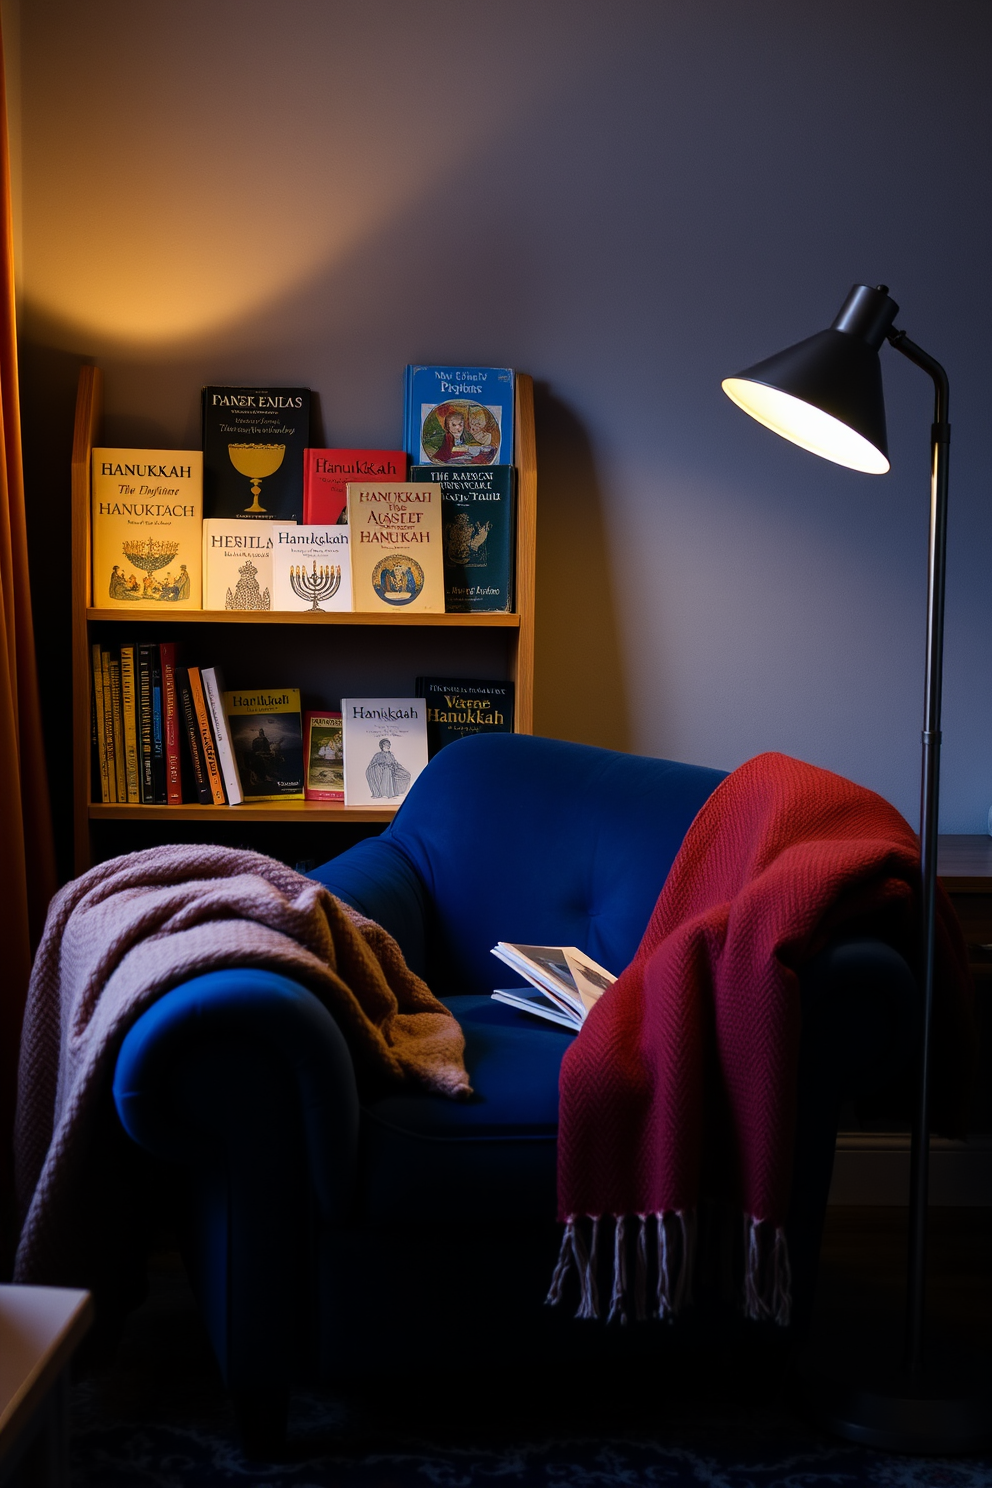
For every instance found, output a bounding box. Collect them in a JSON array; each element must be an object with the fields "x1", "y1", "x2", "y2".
[{"x1": 68, "y1": 1252, "x2": 992, "y2": 1488}]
